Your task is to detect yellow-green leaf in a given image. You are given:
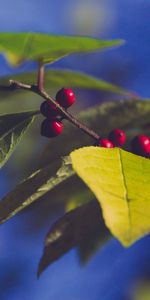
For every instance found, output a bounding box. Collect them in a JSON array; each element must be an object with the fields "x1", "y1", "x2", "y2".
[
  {"x1": 70, "y1": 147, "x2": 150, "y2": 247},
  {"x1": 0, "y1": 33, "x2": 124, "y2": 66}
]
